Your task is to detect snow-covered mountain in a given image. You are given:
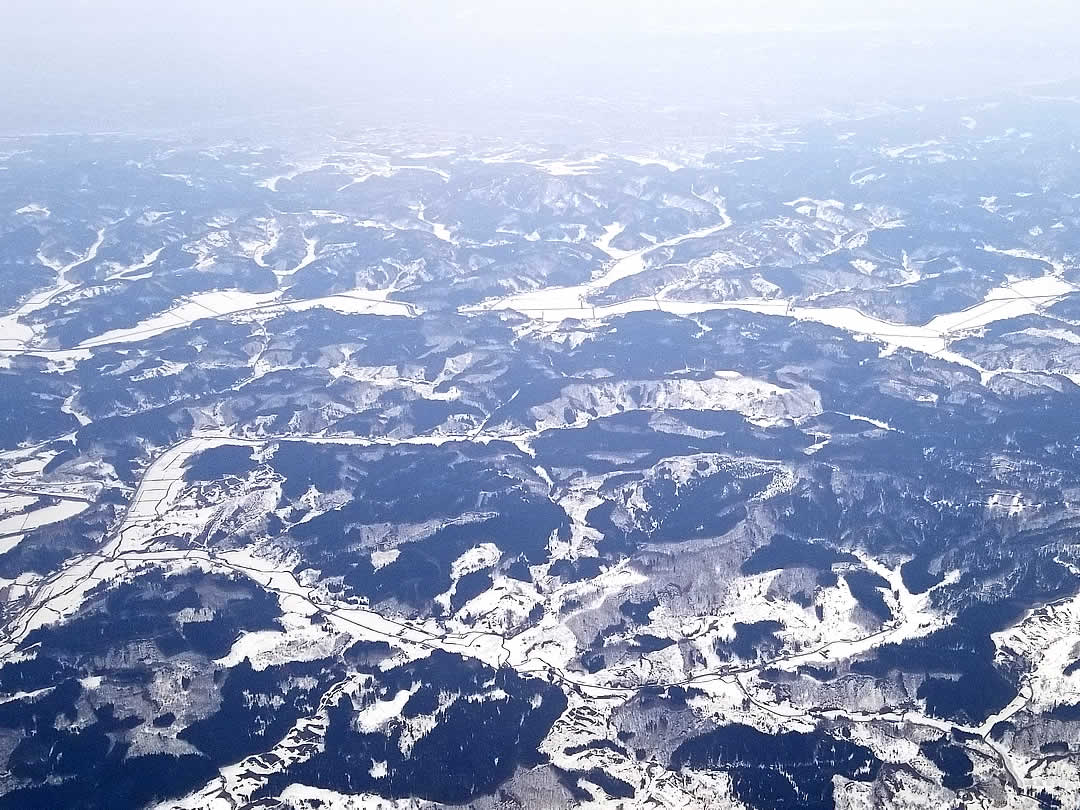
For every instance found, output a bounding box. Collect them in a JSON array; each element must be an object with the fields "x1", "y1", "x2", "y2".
[{"x1": 2, "y1": 91, "x2": 1080, "y2": 809}]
